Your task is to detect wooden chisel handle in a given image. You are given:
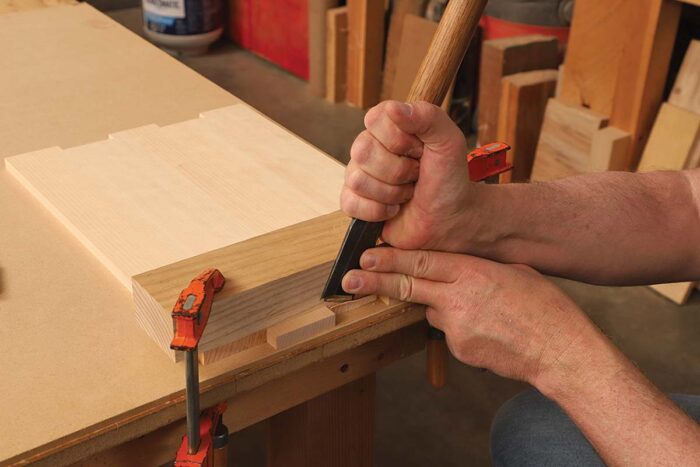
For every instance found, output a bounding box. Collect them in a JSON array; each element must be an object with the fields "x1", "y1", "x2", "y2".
[
  {"x1": 406, "y1": 0, "x2": 487, "y2": 389},
  {"x1": 407, "y1": 0, "x2": 487, "y2": 104}
]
